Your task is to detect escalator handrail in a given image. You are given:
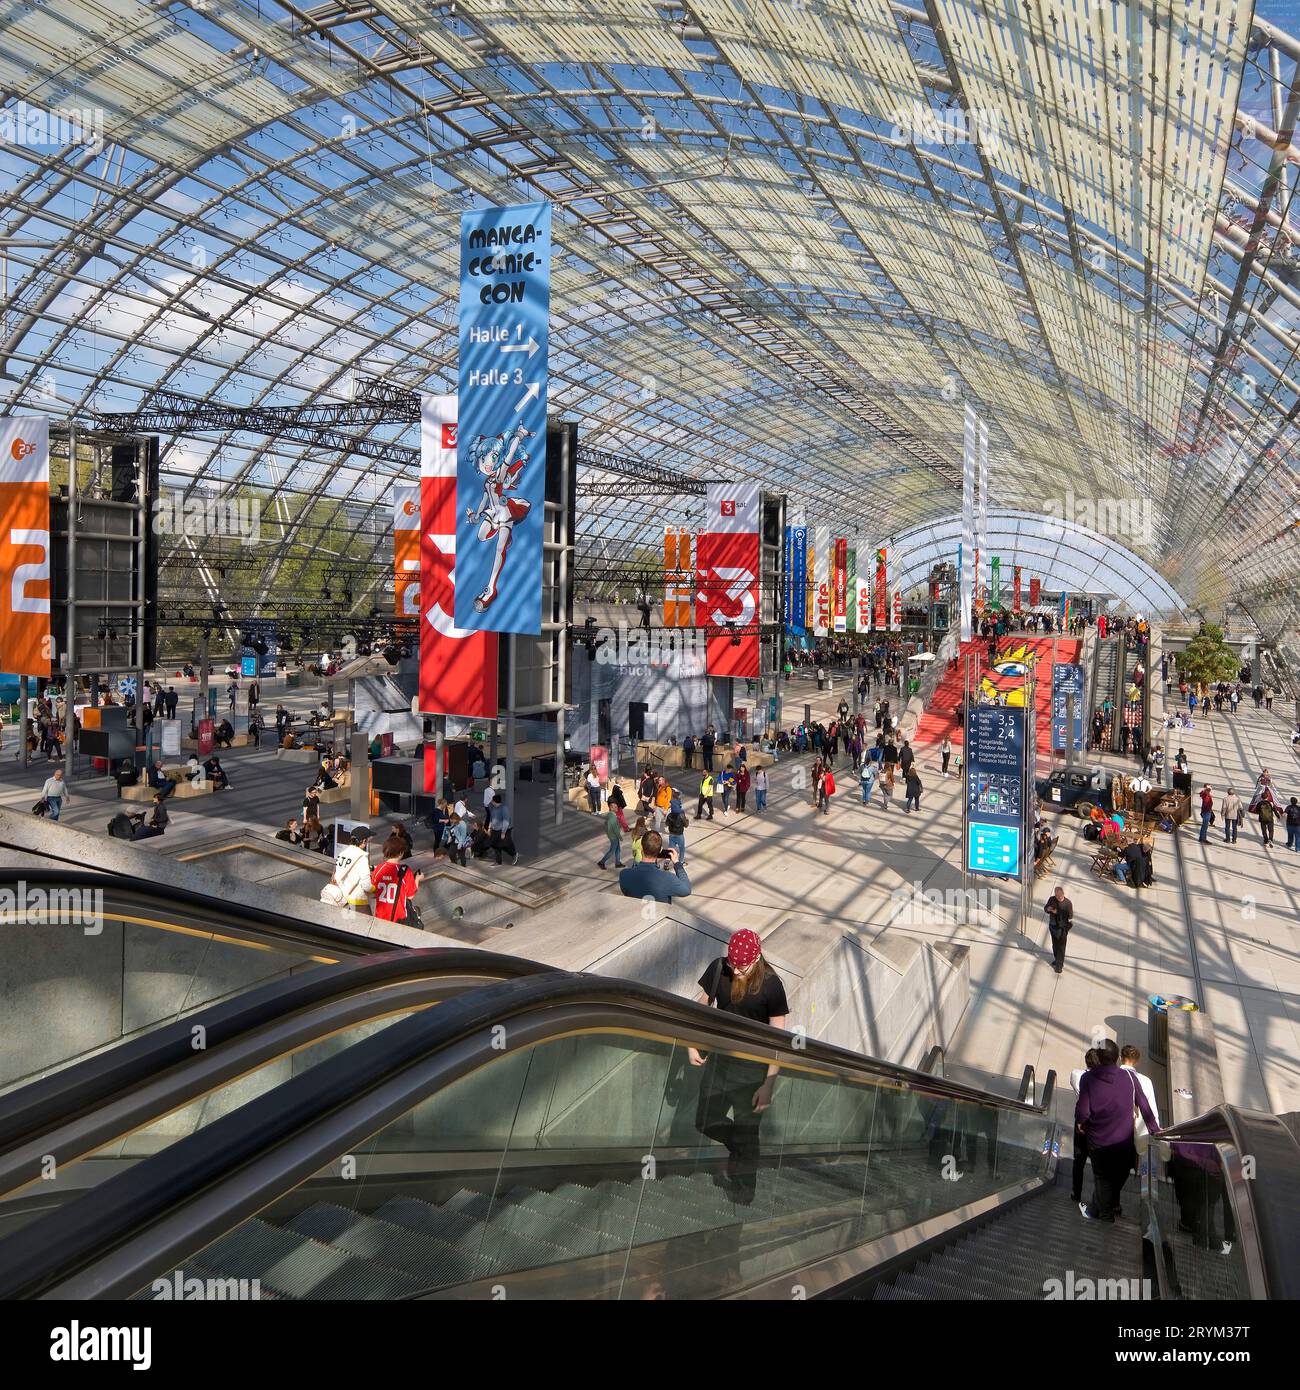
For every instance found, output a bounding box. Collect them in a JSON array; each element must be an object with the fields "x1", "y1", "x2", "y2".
[
  {"x1": 0, "y1": 944, "x2": 556, "y2": 1154},
  {"x1": 0, "y1": 867, "x2": 386, "y2": 957},
  {"x1": 0, "y1": 969, "x2": 1059, "y2": 1299},
  {"x1": 1150, "y1": 1104, "x2": 1300, "y2": 1301}
]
